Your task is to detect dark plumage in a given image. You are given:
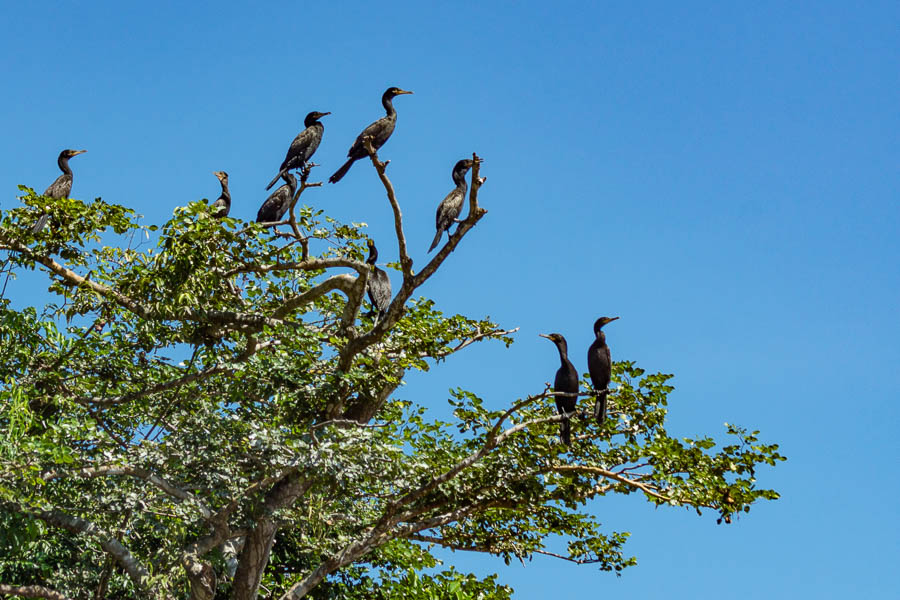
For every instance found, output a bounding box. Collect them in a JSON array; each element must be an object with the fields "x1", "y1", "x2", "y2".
[
  {"x1": 587, "y1": 316, "x2": 619, "y2": 426},
  {"x1": 265, "y1": 111, "x2": 330, "y2": 190},
  {"x1": 365, "y1": 239, "x2": 391, "y2": 322},
  {"x1": 428, "y1": 158, "x2": 476, "y2": 252},
  {"x1": 540, "y1": 332, "x2": 580, "y2": 446},
  {"x1": 32, "y1": 149, "x2": 87, "y2": 233},
  {"x1": 329, "y1": 87, "x2": 413, "y2": 184},
  {"x1": 257, "y1": 172, "x2": 297, "y2": 223},
  {"x1": 211, "y1": 171, "x2": 231, "y2": 218}
]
